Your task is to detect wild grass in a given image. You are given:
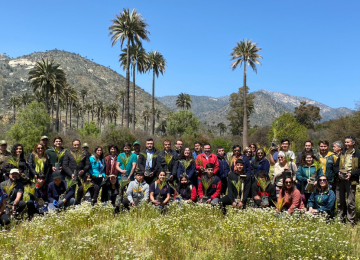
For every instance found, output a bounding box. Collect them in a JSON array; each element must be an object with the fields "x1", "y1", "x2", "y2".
[{"x1": 1, "y1": 202, "x2": 360, "y2": 260}]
